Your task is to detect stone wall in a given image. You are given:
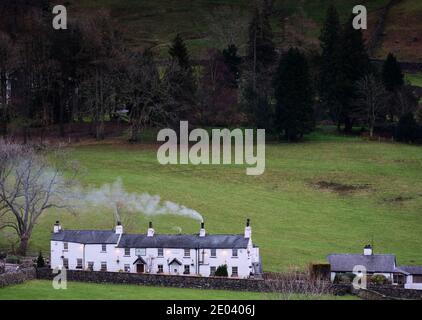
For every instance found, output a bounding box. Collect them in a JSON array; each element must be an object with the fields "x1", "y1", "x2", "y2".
[
  {"x1": 364, "y1": 285, "x2": 422, "y2": 300},
  {"x1": 36, "y1": 268, "x2": 267, "y2": 292},
  {"x1": 36, "y1": 268, "x2": 347, "y2": 295},
  {"x1": 0, "y1": 268, "x2": 36, "y2": 288}
]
